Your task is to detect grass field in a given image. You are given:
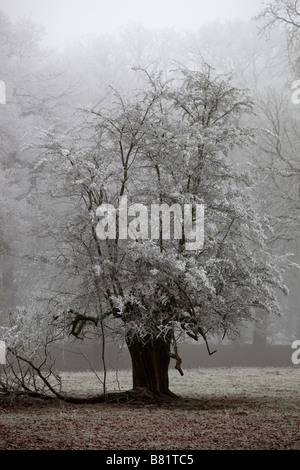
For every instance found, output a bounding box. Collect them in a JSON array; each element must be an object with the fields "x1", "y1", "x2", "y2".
[{"x1": 0, "y1": 367, "x2": 299, "y2": 450}]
